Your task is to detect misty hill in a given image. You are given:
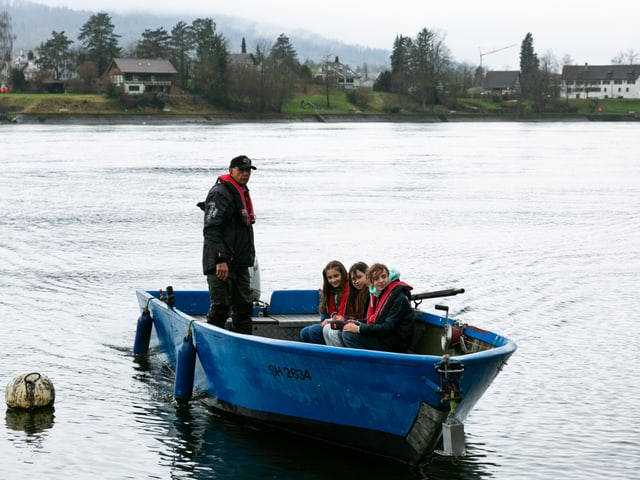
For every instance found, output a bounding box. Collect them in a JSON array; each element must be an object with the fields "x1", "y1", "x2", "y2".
[{"x1": 2, "y1": 0, "x2": 390, "y2": 69}]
